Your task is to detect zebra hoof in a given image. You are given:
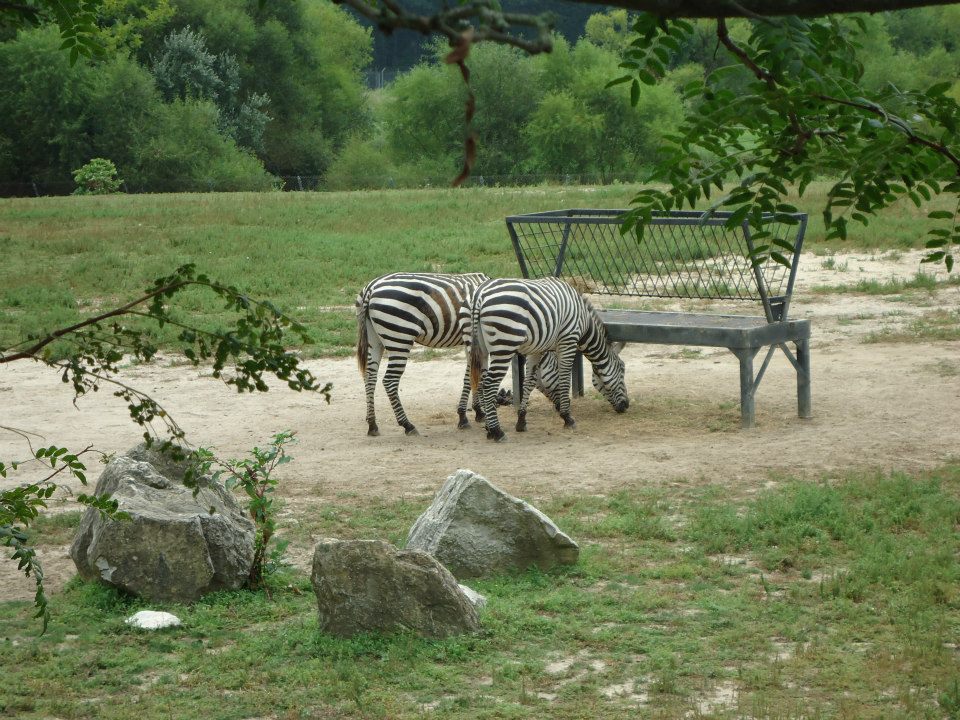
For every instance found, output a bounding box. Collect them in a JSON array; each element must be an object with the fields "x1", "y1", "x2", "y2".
[
  {"x1": 516, "y1": 413, "x2": 527, "y2": 432},
  {"x1": 404, "y1": 426, "x2": 419, "y2": 436},
  {"x1": 458, "y1": 419, "x2": 470, "y2": 430},
  {"x1": 487, "y1": 428, "x2": 506, "y2": 442},
  {"x1": 474, "y1": 411, "x2": 485, "y2": 422},
  {"x1": 562, "y1": 416, "x2": 576, "y2": 429},
  {"x1": 367, "y1": 426, "x2": 380, "y2": 437}
]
